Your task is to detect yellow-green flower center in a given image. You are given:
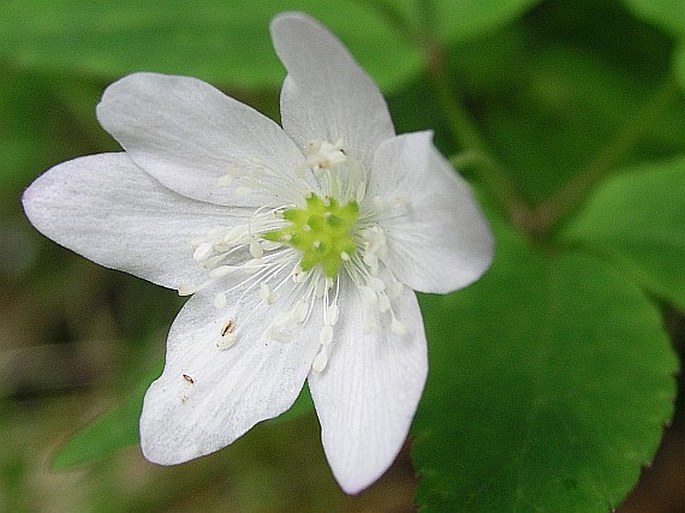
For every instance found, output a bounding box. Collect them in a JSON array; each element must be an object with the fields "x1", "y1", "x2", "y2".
[{"x1": 263, "y1": 193, "x2": 359, "y2": 278}]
